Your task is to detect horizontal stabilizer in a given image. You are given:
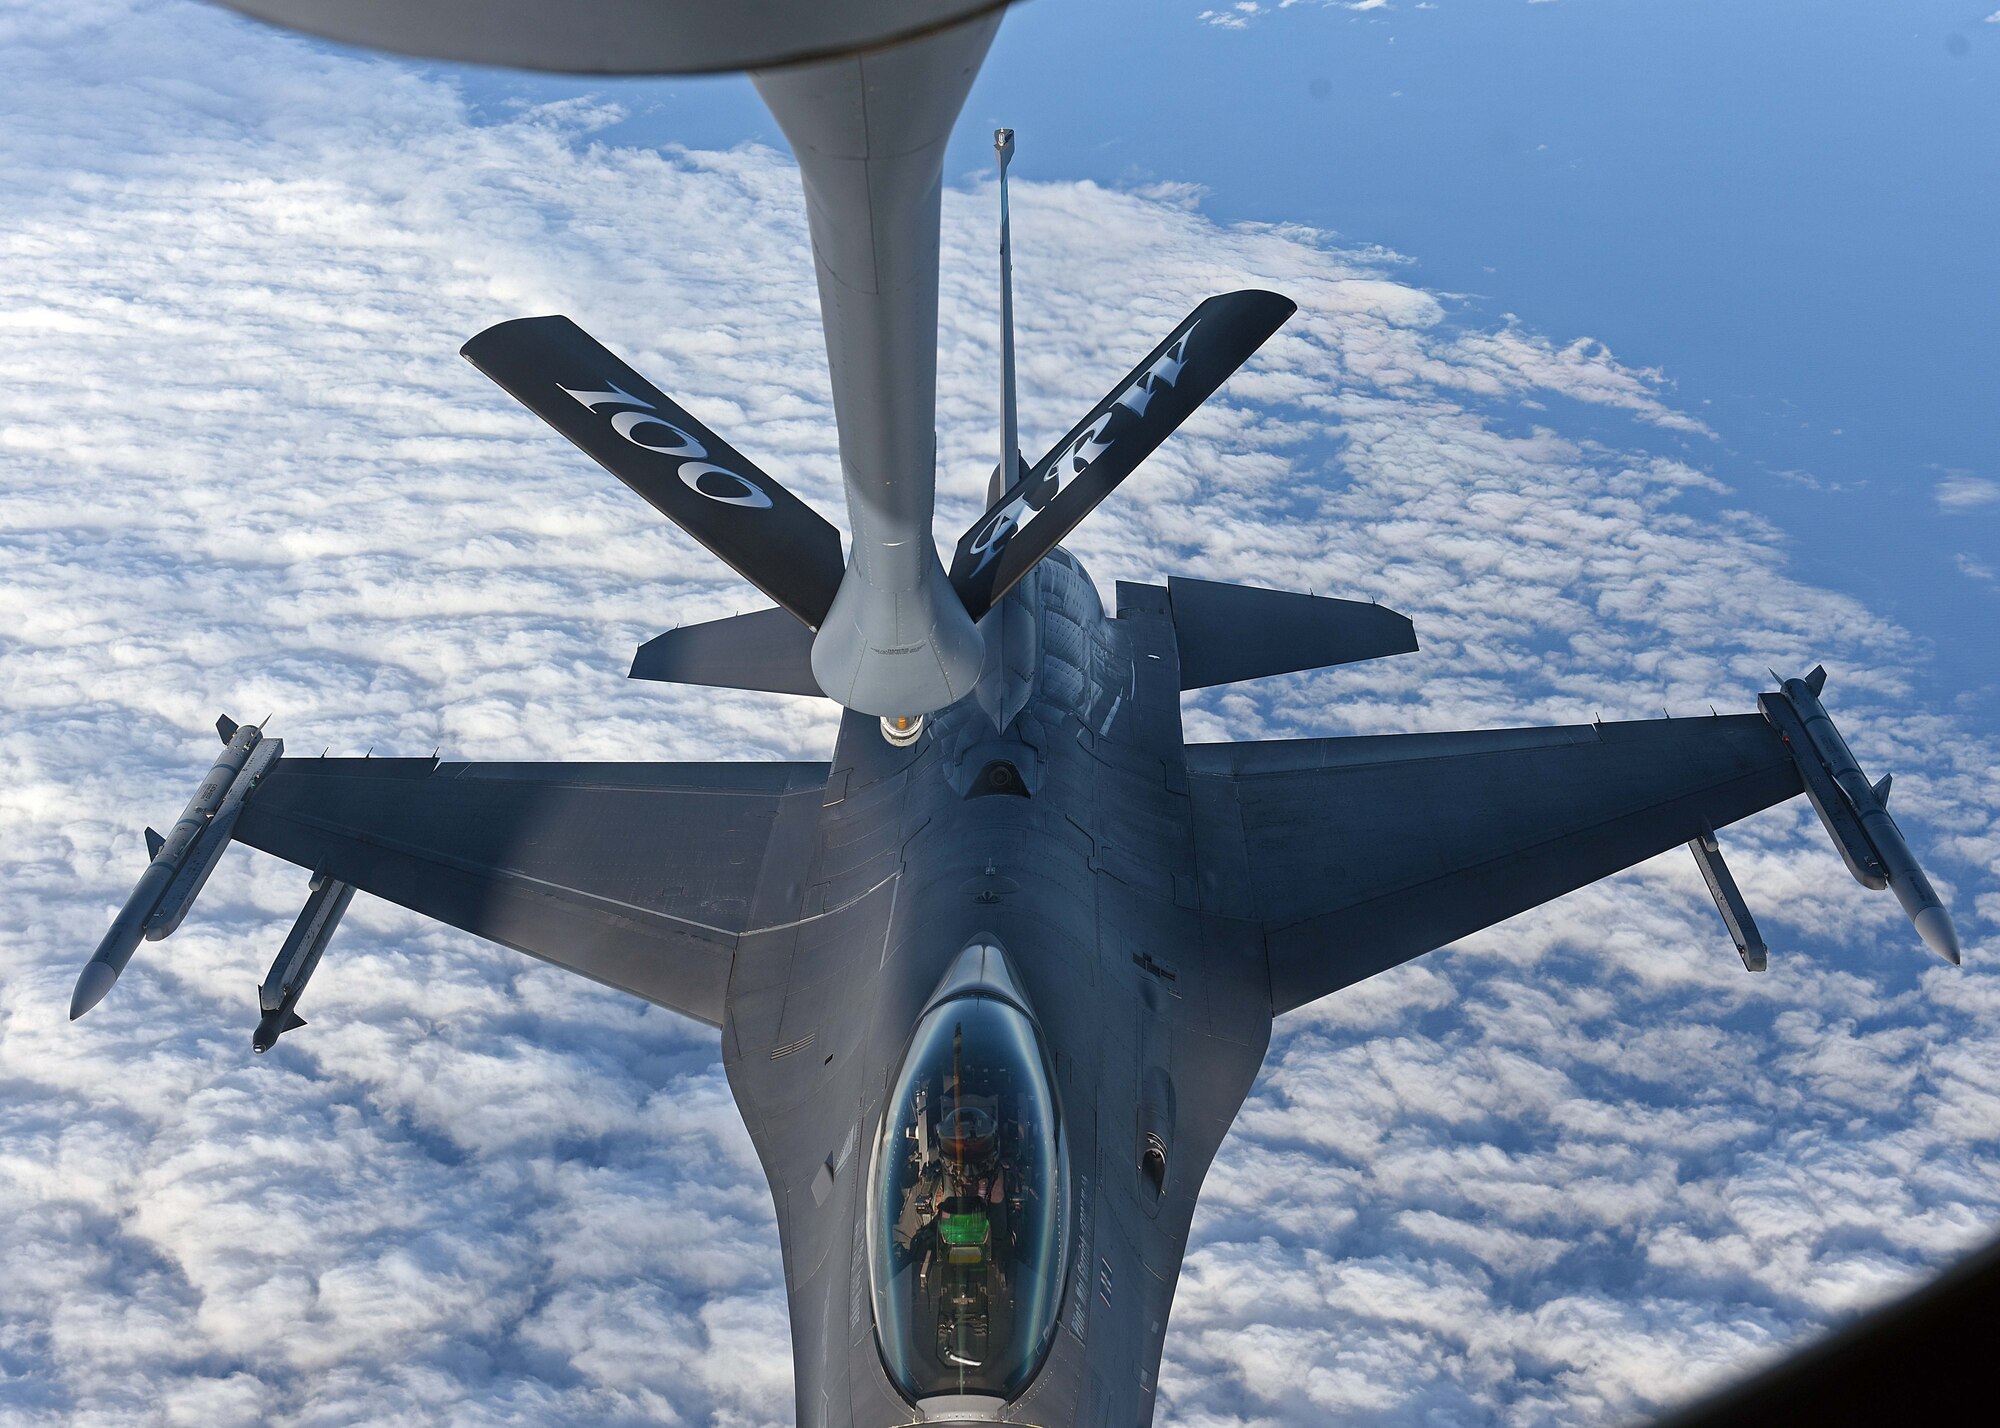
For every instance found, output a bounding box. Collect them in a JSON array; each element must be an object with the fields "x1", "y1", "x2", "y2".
[
  {"x1": 949, "y1": 289, "x2": 1296, "y2": 621},
  {"x1": 462, "y1": 315, "x2": 845, "y2": 628},
  {"x1": 630, "y1": 607, "x2": 824, "y2": 698},
  {"x1": 1168, "y1": 576, "x2": 1417, "y2": 690}
]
